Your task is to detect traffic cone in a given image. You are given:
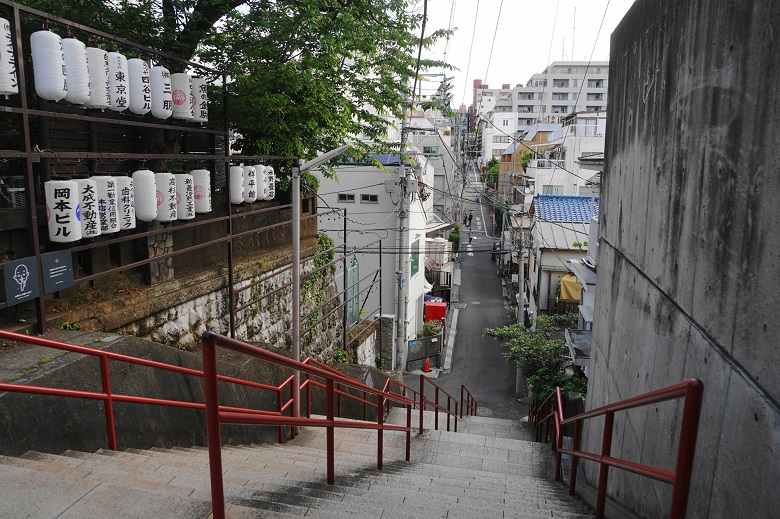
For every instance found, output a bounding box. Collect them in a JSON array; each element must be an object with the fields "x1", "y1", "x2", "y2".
[{"x1": 422, "y1": 356, "x2": 432, "y2": 373}]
